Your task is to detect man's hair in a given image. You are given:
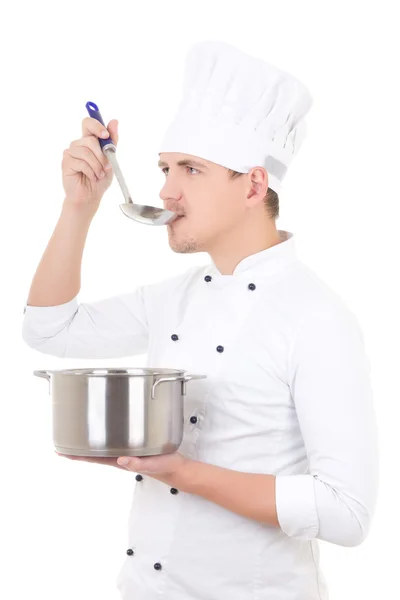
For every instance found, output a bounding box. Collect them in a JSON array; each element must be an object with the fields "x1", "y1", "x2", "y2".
[{"x1": 227, "y1": 169, "x2": 279, "y2": 220}]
